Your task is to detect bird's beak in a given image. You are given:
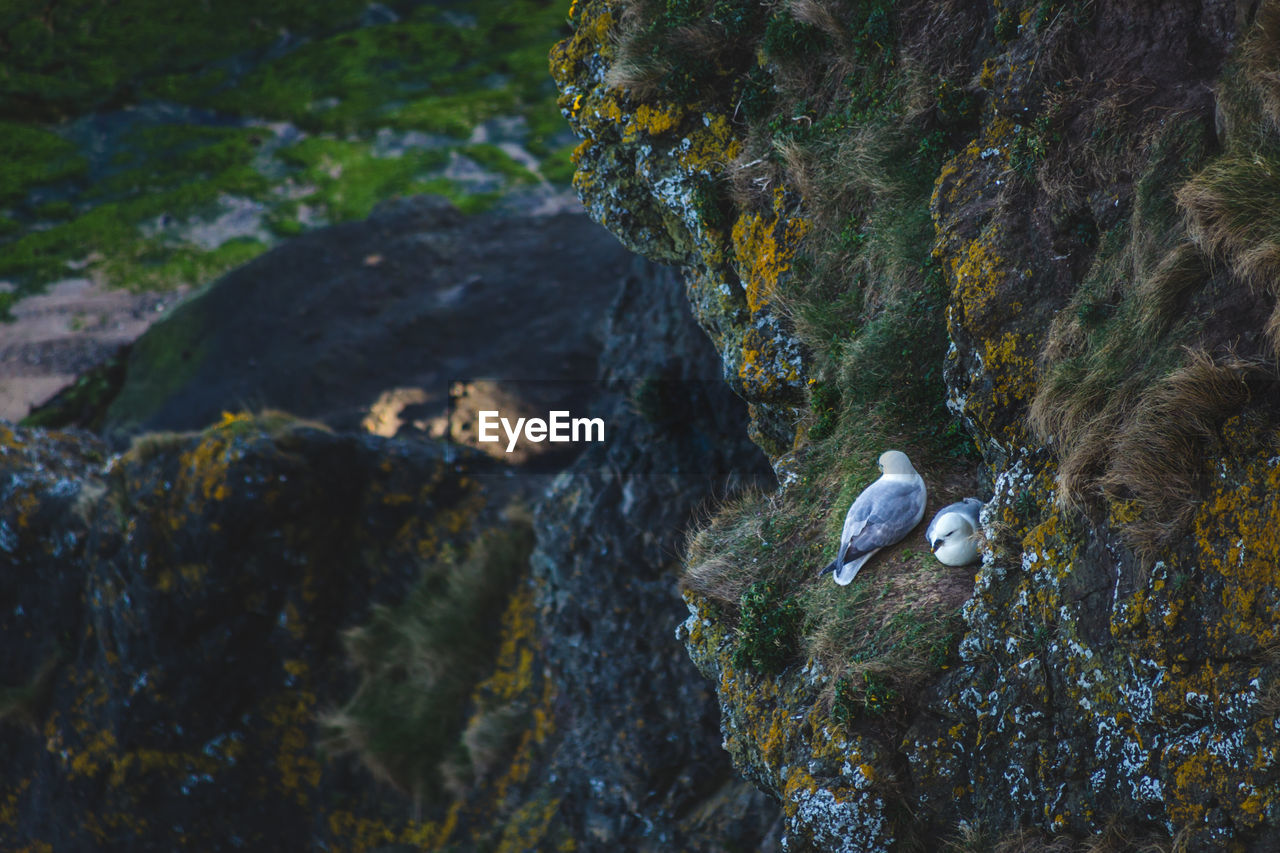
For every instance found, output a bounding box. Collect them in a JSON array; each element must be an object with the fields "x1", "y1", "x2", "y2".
[{"x1": 930, "y1": 539, "x2": 941, "y2": 553}]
